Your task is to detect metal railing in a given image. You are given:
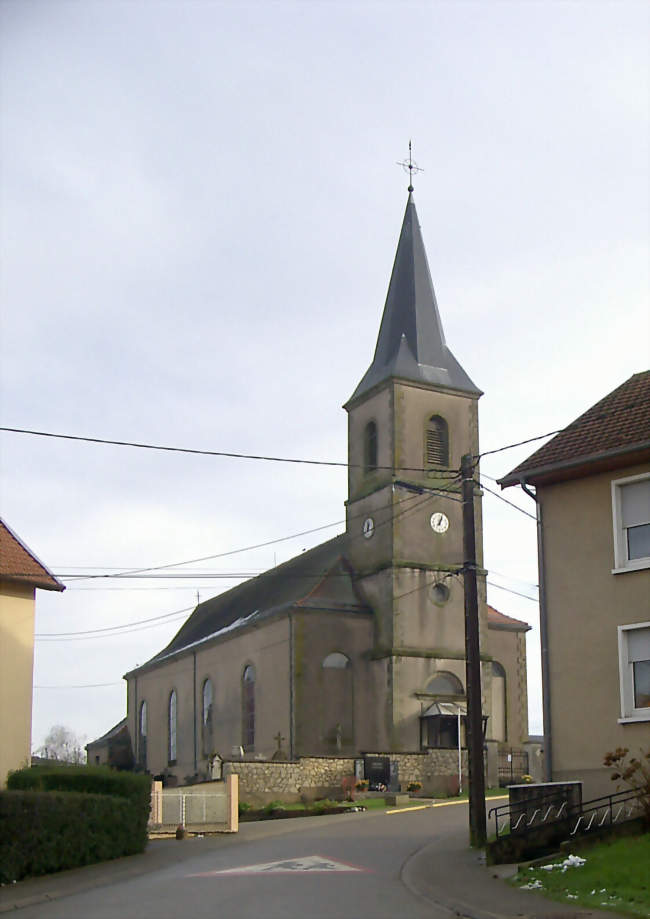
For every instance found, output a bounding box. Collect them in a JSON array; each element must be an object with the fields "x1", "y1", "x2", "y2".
[
  {"x1": 488, "y1": 786, "x2": 645, "y2": 841},
  {"x1": 488, "y1": 789, "x2": 570, "y2": 839}
]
